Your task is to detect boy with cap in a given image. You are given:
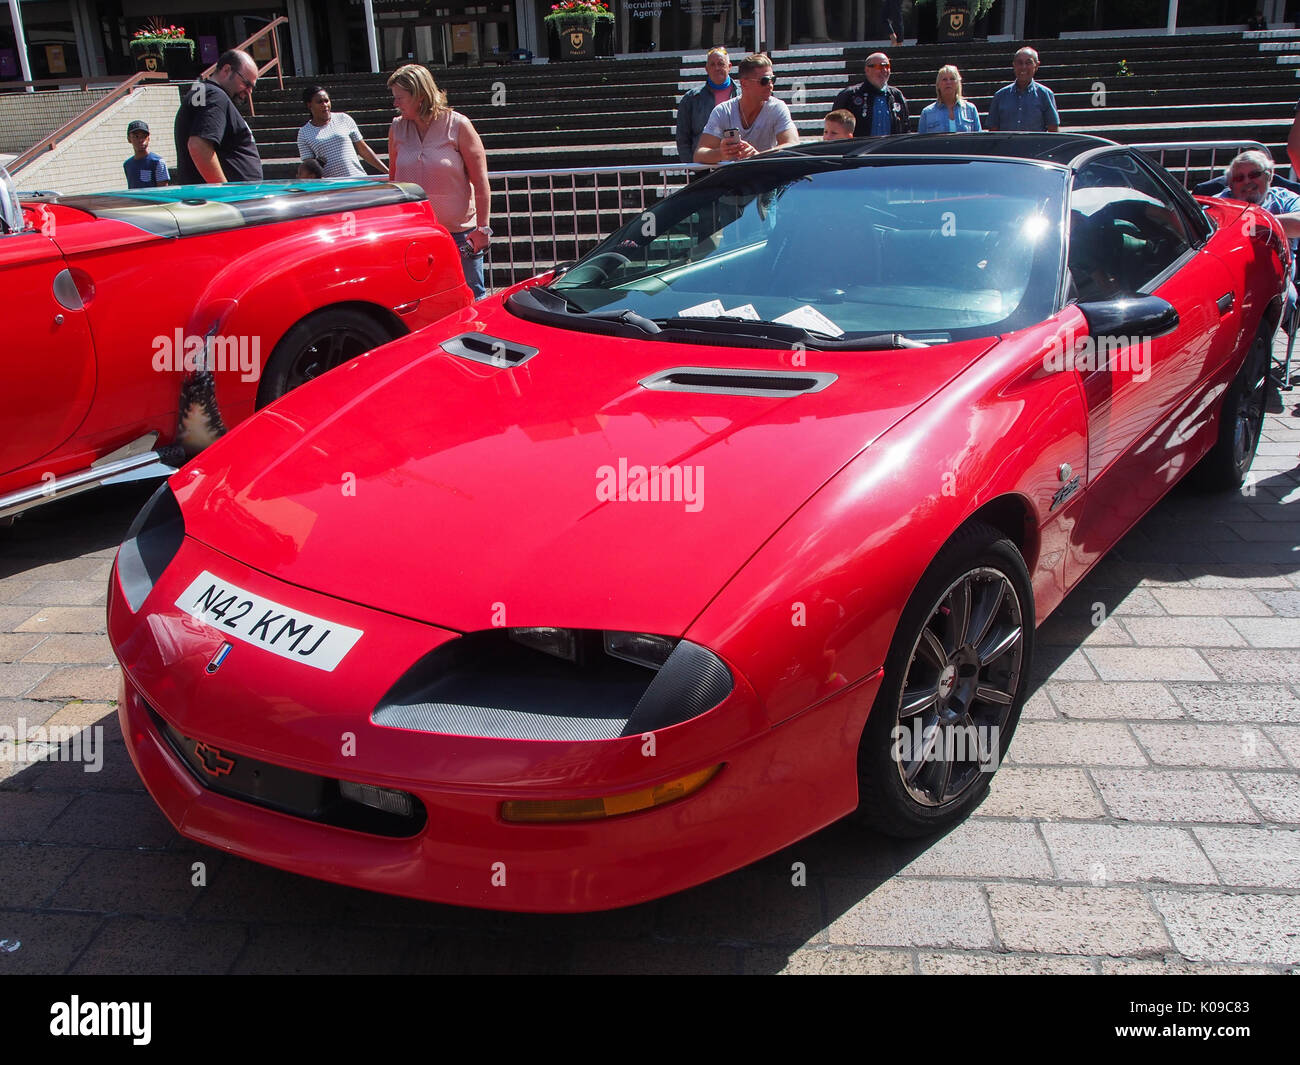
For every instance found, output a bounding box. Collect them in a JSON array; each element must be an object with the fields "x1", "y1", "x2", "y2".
[{"x1": 123, "y1": 120, "x2": 170, "y2": 189}]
